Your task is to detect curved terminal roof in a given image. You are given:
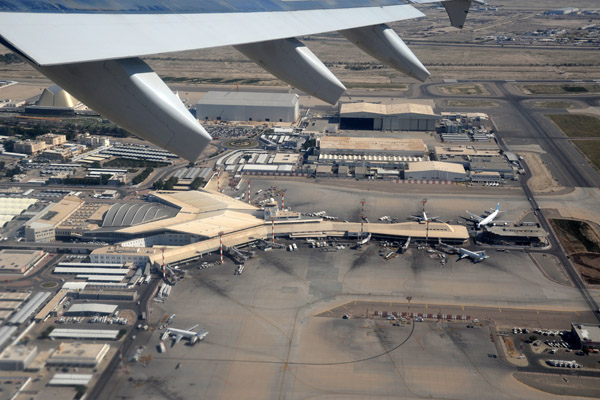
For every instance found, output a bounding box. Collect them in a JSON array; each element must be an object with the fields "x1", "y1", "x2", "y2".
[{"x1": 102, "y1": 203, "x2": 178, "y2": 228}]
